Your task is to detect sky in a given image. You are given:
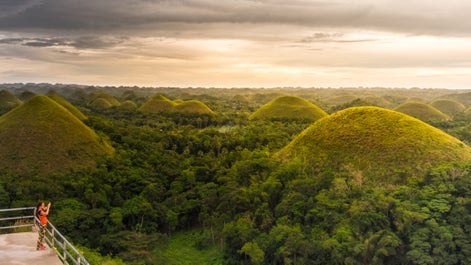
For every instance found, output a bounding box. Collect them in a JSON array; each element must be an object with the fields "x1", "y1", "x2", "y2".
[{"x1": 1, "y1": 0, "x2": 471, "y2": 89}]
